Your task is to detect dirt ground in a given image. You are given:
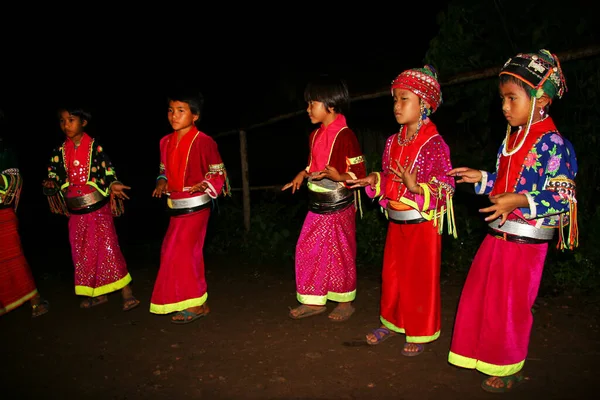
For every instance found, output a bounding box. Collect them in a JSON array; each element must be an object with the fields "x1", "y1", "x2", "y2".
[{"x1": 1, "y1": 252, "x2": 599, "y2": 400}]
